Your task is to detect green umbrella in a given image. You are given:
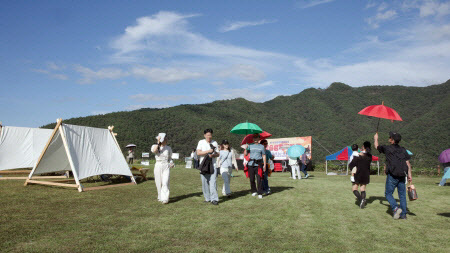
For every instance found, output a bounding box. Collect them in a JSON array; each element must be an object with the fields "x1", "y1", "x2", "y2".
[{"x1": 230, "y1": 121, "x2": 263, "y2": 135}]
